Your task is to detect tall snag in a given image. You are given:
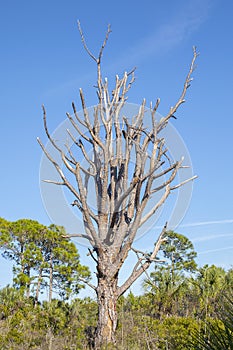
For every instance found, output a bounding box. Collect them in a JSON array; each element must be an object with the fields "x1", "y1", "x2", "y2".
[{"x1": 38, "y1": 22, "x2": 198, "y2": 348}]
